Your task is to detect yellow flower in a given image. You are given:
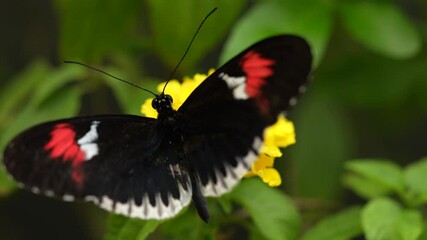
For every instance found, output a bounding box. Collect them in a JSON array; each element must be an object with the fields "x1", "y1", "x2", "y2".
[
  {"x1": 245, "y1": 116, "x2": 295, "y2": 187},
  {"x1": 140, "y1": 70, "x2": 296, "y2": 187}
]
